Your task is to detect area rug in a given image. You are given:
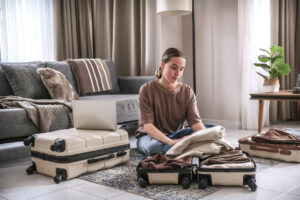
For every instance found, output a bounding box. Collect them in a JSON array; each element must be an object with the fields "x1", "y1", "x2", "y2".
[{"x1": 80, "y1": 149, "x2": 281, "y2": 200}]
